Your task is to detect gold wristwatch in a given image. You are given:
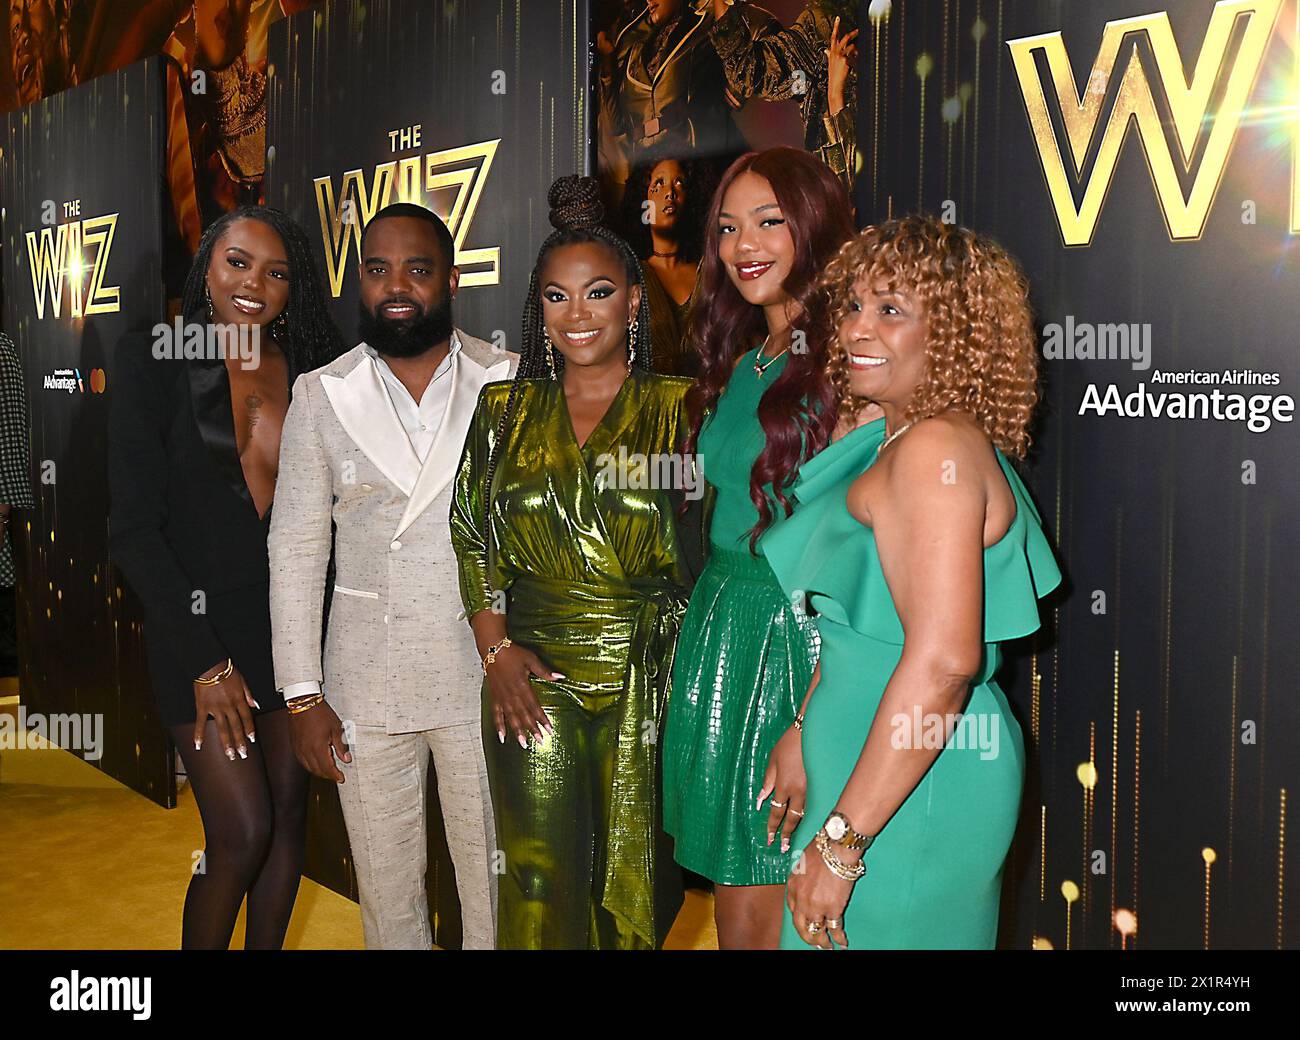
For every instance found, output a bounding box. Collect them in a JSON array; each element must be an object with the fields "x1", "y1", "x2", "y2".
[{"x1": 824, "y1": 811, "x2": 873, "y2": 851}]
